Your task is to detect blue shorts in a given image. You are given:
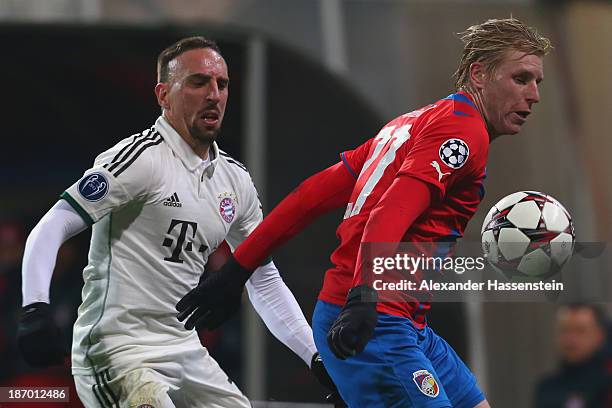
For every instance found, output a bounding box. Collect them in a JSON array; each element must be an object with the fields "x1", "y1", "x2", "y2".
[{"x1": 313, "y1": 300, "x2": 485, "y2": 408}]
